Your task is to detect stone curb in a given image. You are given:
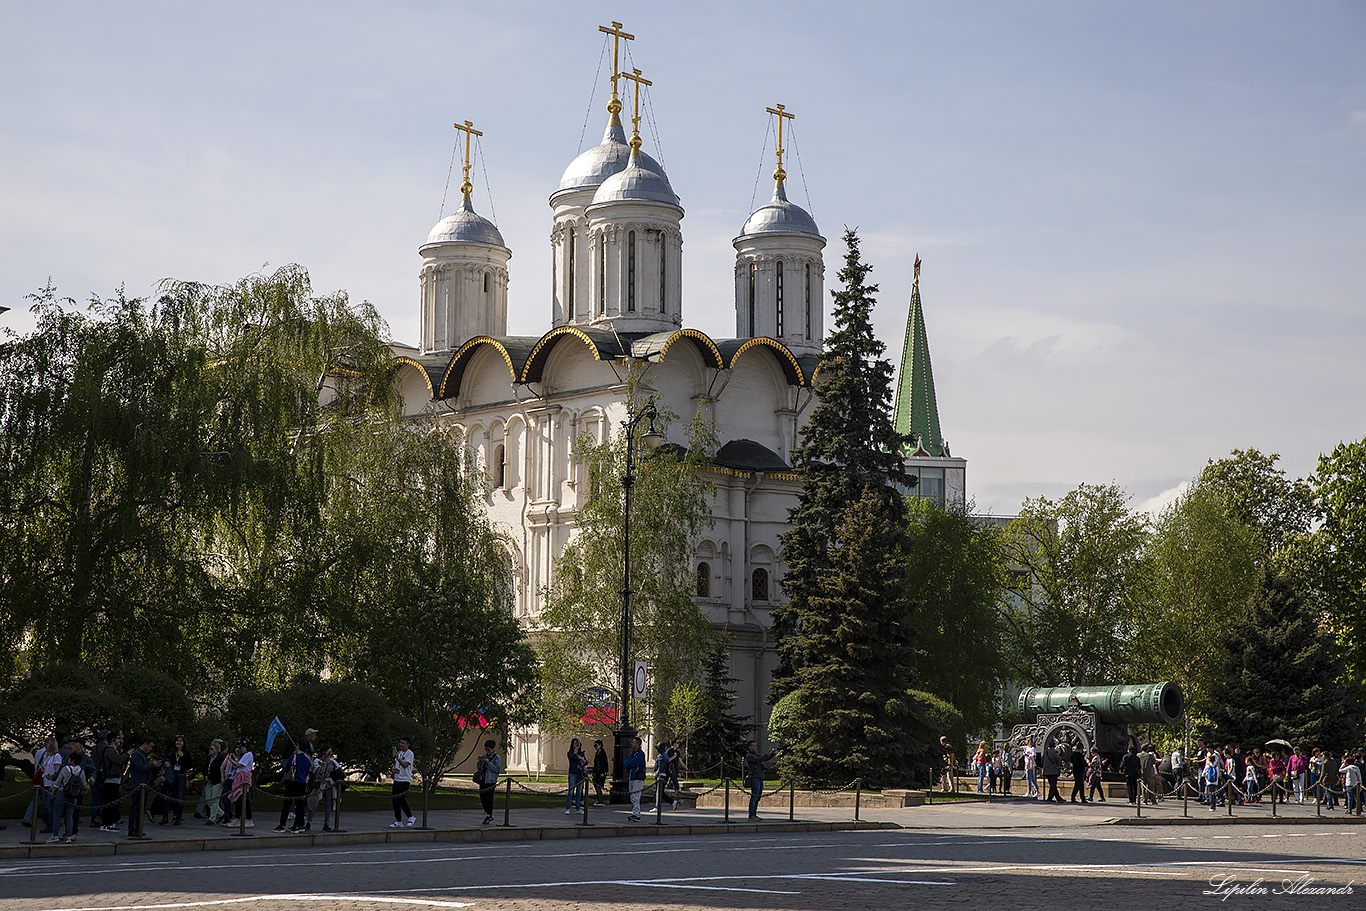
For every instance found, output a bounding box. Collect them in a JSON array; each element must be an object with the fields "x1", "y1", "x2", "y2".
[
  {"x1": 0, "y1": 820, "x2": 897, "y2": 859},
  {"x1": 1109, "y1": 814, "x2": 1366, "y2": 826}
]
